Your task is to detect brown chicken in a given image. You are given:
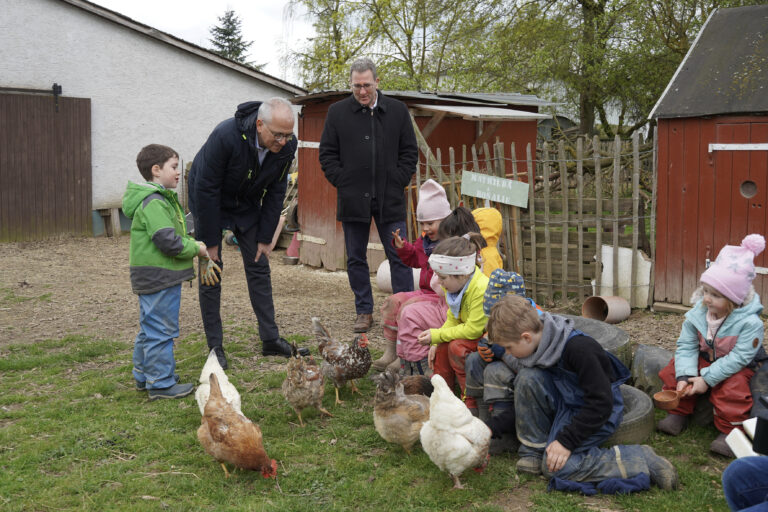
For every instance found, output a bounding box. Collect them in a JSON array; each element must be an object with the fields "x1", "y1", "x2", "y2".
[
  {"x1": 401, "y1": 375, "x2": 434, "y2": 397},
  {"x1": 371, "y1": 369, "x2": 430, "y2": 453},
  {"x1": 197, "y1": 373, "x2": 277, "y2": 479},
  {"x1": 281, "y1": 342, "x2": 333, "y2": 426},
  {"x1": 312, "y1": 317, "x2": 372, "y2": 405}
]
